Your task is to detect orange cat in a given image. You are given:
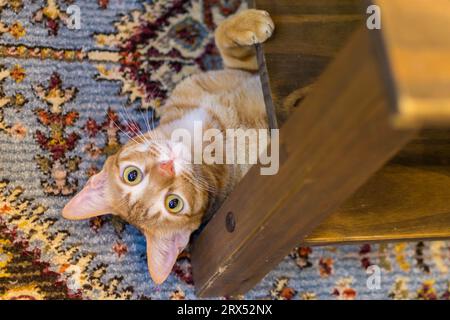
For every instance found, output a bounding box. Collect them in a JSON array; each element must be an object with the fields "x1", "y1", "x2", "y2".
[{"x1": 63, "y1": 9, "x2": 274, "y2": 284}]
